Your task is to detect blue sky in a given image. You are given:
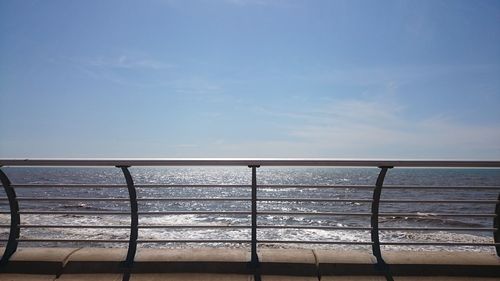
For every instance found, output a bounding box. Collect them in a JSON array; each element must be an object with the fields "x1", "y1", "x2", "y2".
[{"x1": 1, "y1": 0, "x2": 499, "y2": 159}]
